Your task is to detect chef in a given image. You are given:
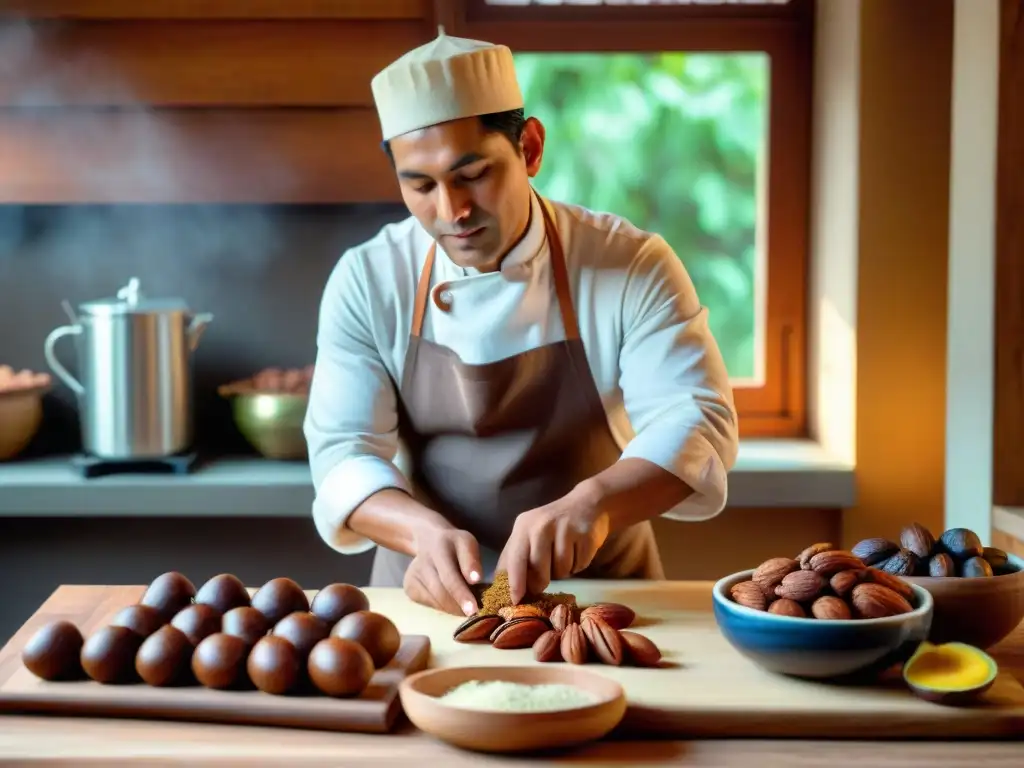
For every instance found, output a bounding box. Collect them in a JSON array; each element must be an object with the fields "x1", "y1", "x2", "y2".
[{"x1": 304, "y1": 29, "x2": 739, "y2": 616}]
